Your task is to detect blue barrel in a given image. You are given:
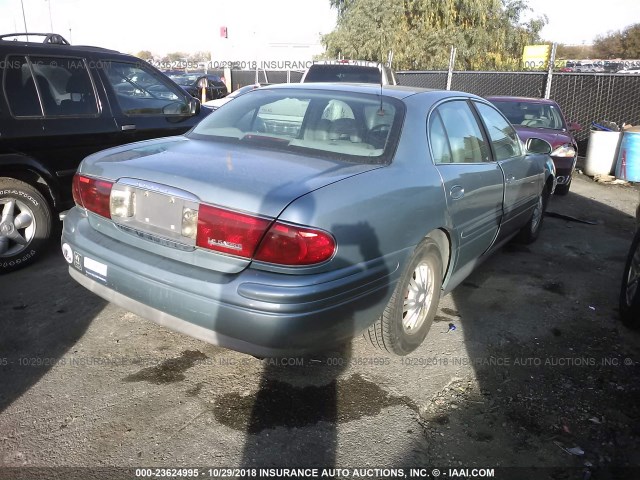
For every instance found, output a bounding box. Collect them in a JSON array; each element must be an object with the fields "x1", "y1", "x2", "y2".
[{"x1": 616, "y1": 131, "x2": 640, "y2": 182}]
